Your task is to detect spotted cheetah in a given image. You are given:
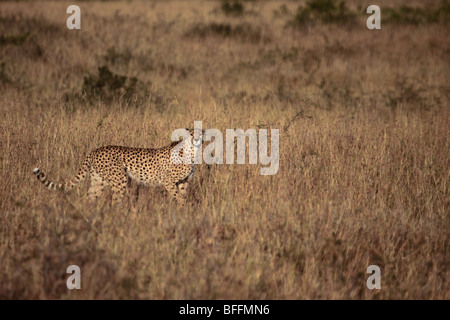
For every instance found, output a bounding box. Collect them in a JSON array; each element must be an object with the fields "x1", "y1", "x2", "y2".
[{"x1": 33, "y1": 129, "x2": 204, "y2": 205}]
